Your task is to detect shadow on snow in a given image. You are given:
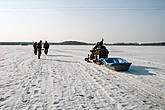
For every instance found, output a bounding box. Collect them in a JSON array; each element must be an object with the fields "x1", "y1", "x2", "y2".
[
  {"x1": 124, "y1": 65, "x2": 158, "y2": 75},
  {"x1": 47, "y1": 54, "x2": 73, "y2": 58},
  {"x1": 42, "y1": 58, "x2": 78, "y2": 63}
]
